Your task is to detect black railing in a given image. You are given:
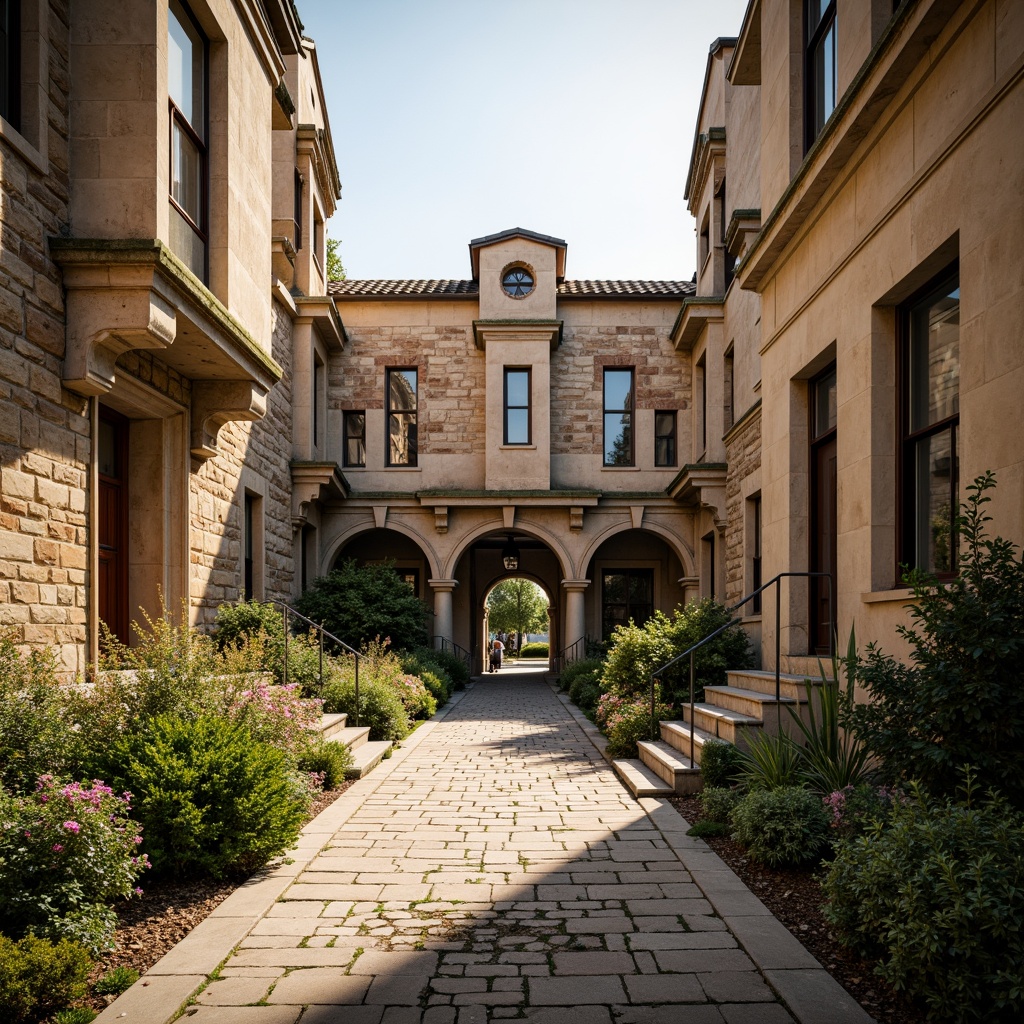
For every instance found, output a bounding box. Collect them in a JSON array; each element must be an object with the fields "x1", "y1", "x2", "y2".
[
  {"x1": 430, "y1": 636, "x2": 472, "y2": 673},
  {"x1": 553, "y1": 635, "x2": 586, "y2": 676},
  {"x1": 271, "y1": 601, "x2": 361, "y2": 728},
  {"x1": 648, "y1": 572, "x2": 834, "y2": 763}
]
